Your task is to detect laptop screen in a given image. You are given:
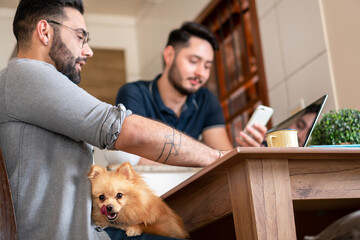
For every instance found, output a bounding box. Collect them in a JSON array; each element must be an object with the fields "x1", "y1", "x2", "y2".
[{"x1": 268, "y1": 95, "x2": 328, "y2": 147}]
